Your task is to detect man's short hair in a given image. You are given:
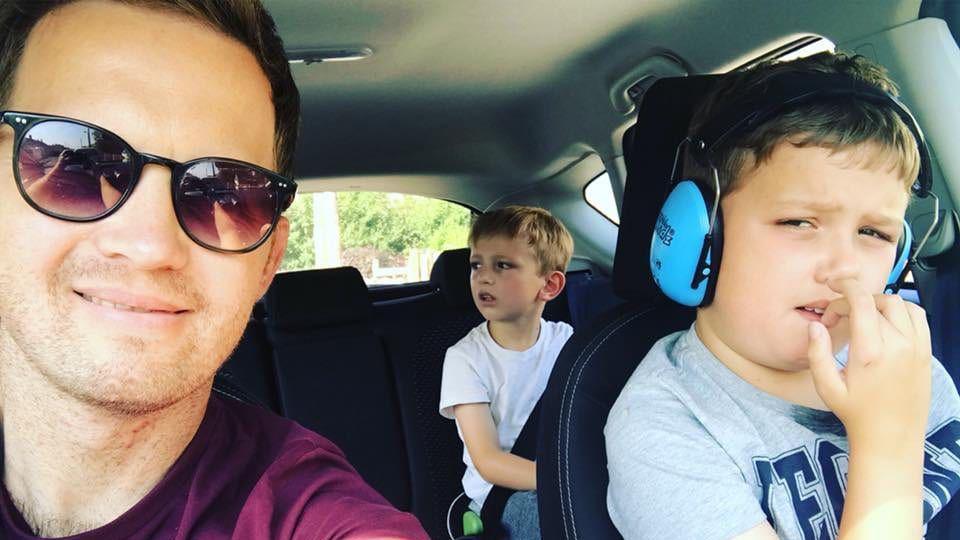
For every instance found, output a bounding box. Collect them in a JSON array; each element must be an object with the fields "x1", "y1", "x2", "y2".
[
  {"x1": 685, "y1": 51, "x2": 920, "y2": 197},
  {"x1": 0, "y1": 0, "x2": 300, "y2": 177},
  {"x1": 469, "y1": 205, "x2": 574, "y2": 275}
]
